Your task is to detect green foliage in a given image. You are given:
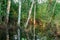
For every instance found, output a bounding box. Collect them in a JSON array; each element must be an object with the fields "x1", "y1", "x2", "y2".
[
  {"x1": 0, "y1": 0, "x2": 60, "y2": 40},
  {"x1": 54, "y1": 3, "x2": 60, "y2": 23}
]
